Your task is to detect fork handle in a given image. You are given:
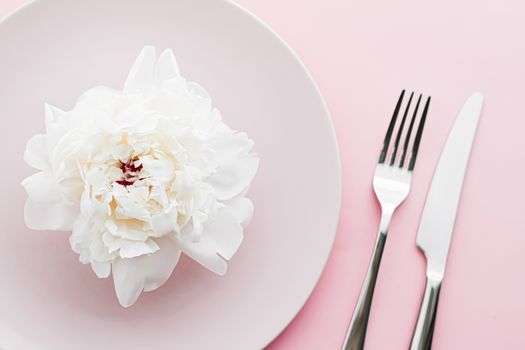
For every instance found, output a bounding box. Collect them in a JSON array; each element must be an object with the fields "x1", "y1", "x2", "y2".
[
  {"x1": 341, "y1": 226, "x2": 388, "y2": 350},
  {"x1": 409, "y1": 275, "x2": 442, "y2": 350}
]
